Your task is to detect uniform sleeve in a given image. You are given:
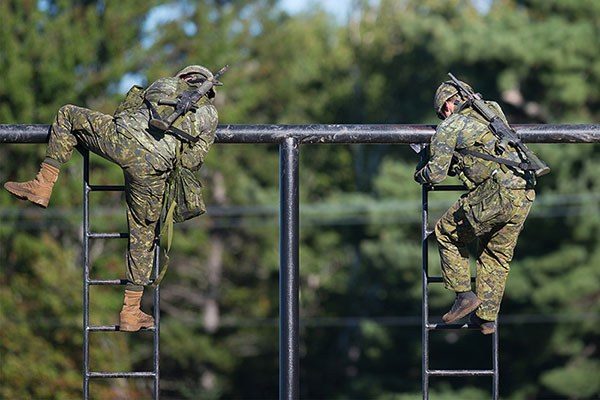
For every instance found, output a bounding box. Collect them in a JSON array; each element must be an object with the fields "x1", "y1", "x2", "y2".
[
  {"x1": 180, "y1": 103, "x2": 218, "y2": 170},
  {"x1": 414, "y1": 115, "x2": 465, "y2": 184}
]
